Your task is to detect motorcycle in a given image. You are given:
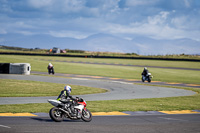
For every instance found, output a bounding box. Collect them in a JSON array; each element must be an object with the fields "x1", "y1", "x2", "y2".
[
  {"x1": 47, "y1": 66, "x2": 55, "y2": 75},
  {"x1": 142, "y1": 73, "x2": 153, "y2": 83},
  {"x1": 48, "y1": 97, "x2": 92, "y2": 122}
]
